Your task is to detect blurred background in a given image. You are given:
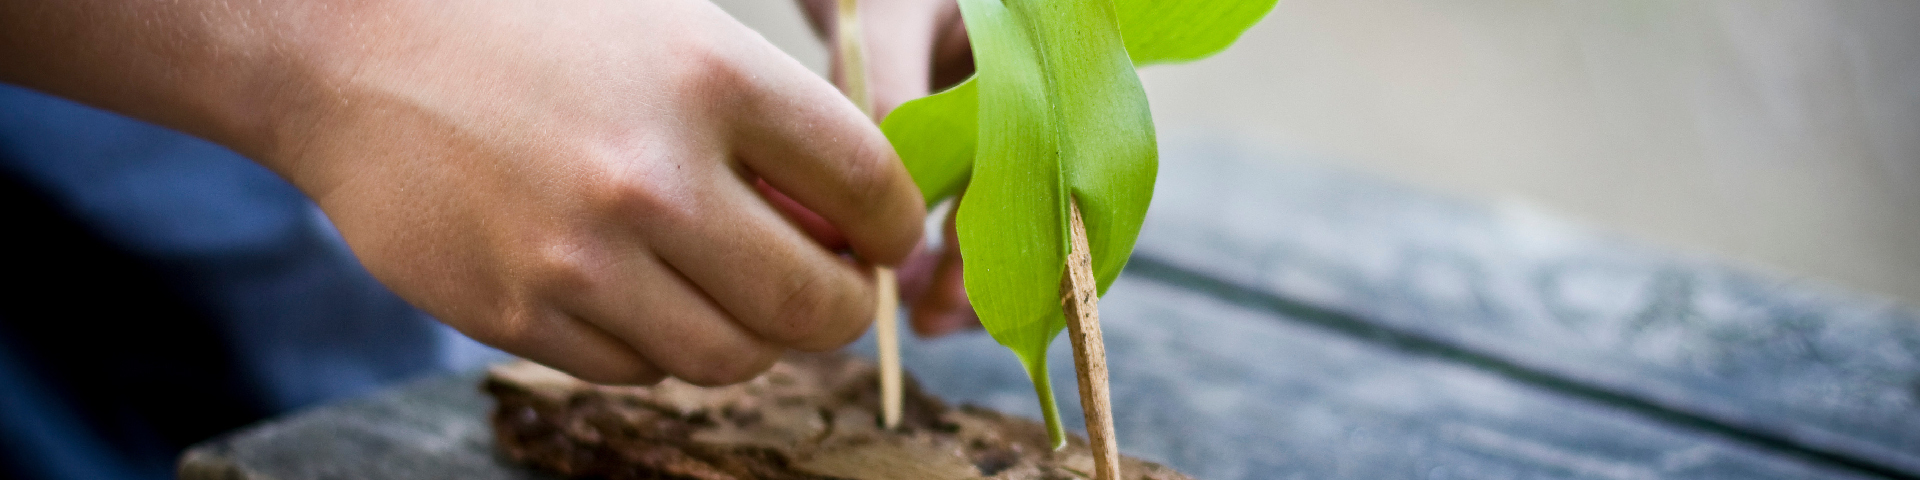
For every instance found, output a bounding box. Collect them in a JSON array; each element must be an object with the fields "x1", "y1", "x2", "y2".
[
  {"x1": 721, "y1": 0, "x2": 1920, "y2": 307},
  {"x1": 5, "y1": 2, "x2": 1914, "y2": 479}
]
